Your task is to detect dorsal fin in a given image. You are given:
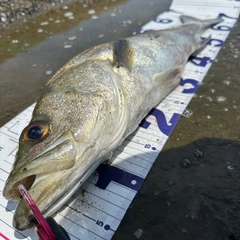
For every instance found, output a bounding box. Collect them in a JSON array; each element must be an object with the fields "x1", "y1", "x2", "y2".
[{"x1": 113, "y1": 39, "x2": 134, "y2": 71}]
